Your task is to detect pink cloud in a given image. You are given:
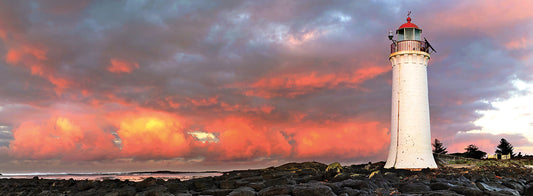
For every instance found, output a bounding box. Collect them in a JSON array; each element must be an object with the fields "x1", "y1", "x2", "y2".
[{"x1": 107, "y1": 59, "x2": 140, "y2": 74}]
